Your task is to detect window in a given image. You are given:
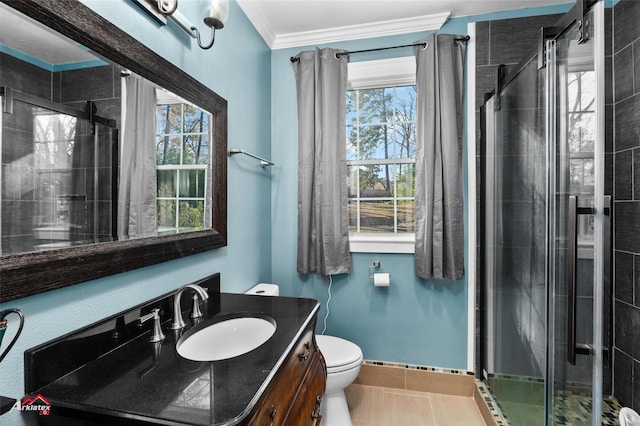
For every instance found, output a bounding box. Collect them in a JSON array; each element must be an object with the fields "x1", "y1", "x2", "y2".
[
  {"x1": 567, "y1": 69, "x2": 596, "y2": 258},
  {"x1": 346, "y1": 57, "x2": 417, "y2": 253},
  {"x1": 155, "y1": 99, "x2": 210, "y2": 234}
]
